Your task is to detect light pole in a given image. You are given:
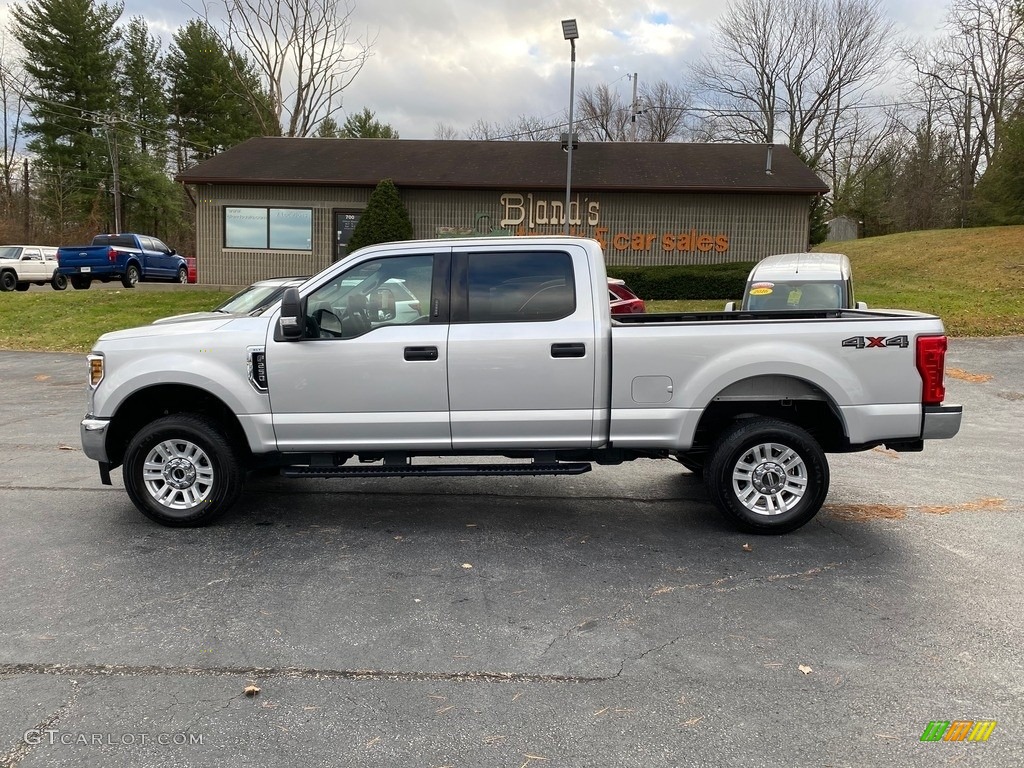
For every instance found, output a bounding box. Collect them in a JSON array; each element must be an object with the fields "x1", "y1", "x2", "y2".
[{"x1": 561, "y1": 19, "x2": 578, "y2": 236}]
